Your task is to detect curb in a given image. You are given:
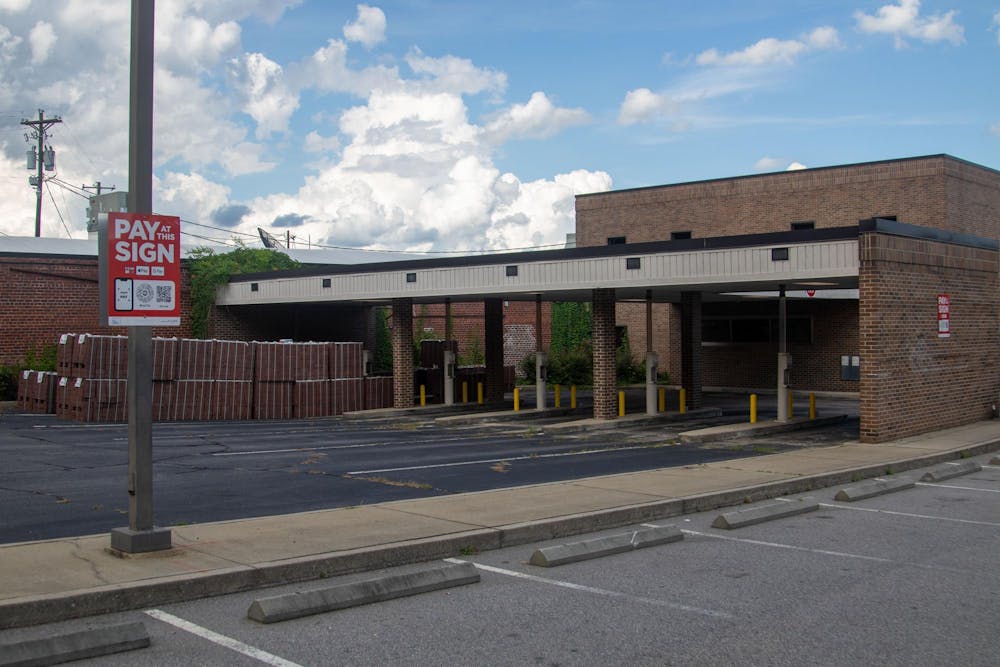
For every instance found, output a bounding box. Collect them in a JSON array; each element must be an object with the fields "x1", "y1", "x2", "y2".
[
  {"x1": 834, "y1": 476, "x2": 915, "y2": 502},
  {"x1": 247, "y1": 561, "x2": 479, "y2": 624},
  {"x1": 679, "y1": 415, "x2": 848, "y2": 443},
  {"x1": 711, "y1": 497, "x2": 819, "y2": 529},
  {"x1": 528, "y1": 524, "x2": 682, "y2": 567},
  {"x1": 0, "y1": 622, "x2": 148, "y2": 666},
  {"x1": 1, "y1": 437, "x2": 998, "y2": 630}
]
